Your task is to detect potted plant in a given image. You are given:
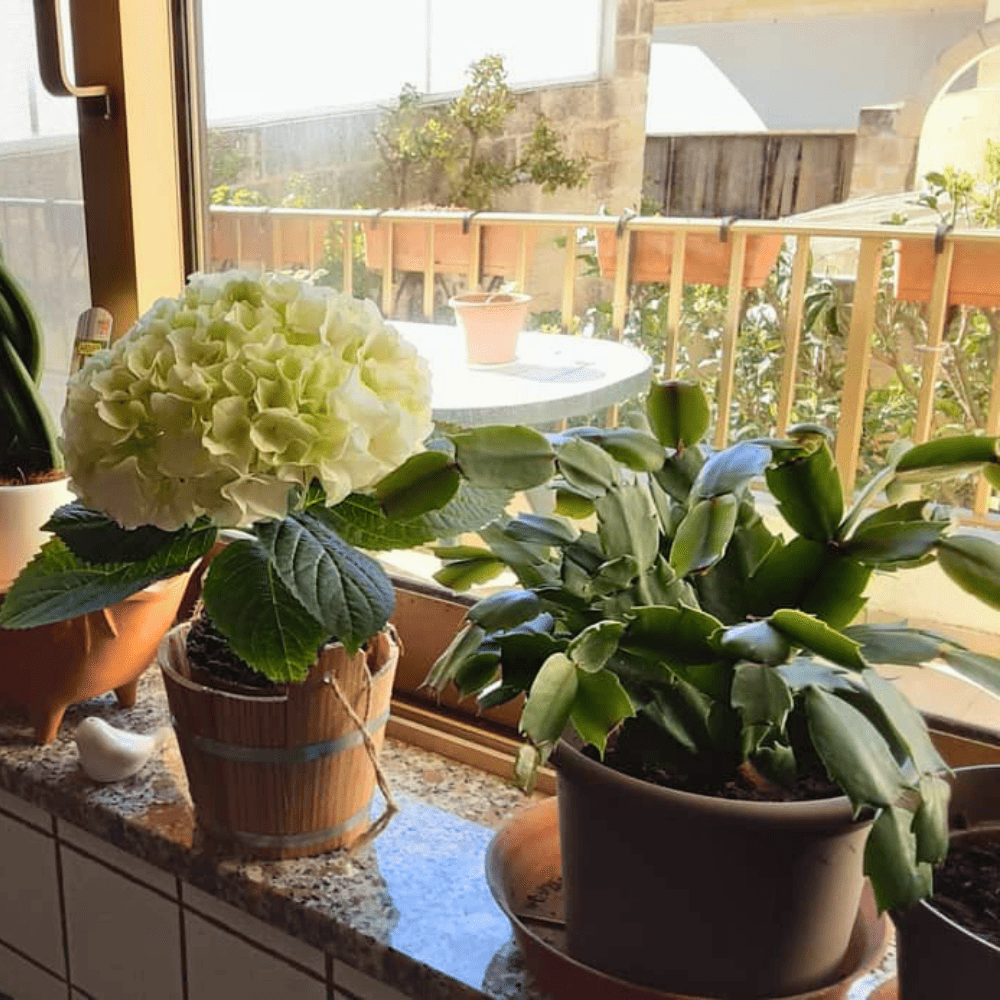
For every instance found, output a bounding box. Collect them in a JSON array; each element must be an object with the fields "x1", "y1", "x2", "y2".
[
  {"x1": 0, "y1": 269, "x2": 557, "y2": 849},
  {"x1": 427, "y1": 381, "x2": 1000, "y2": 998},
  {"x1": 0, "y1": 255, "x2": 193, "y2": 744},
  {"x1": 364, "y1": 56, "x2": 588, "y2": 282},
  {"x1": 449, "y1": 290, "x2": 532, "y2": 364},
  {"x1": 891, "y1": 763, "x2": 1000, "y2": 1000},
  {"x1": 896, "y1": 146, "x2": 1000, "y2": 308},
  {"x1": 0, "y1": 248, "x2": 72, "y2": 590}
]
